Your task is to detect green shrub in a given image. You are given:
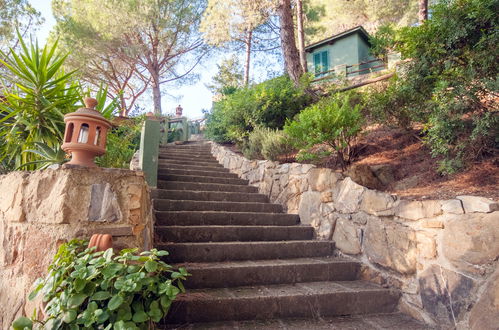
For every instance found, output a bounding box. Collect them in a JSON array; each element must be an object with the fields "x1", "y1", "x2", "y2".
[
  {"x1": 204, "y1": 75, "x2": 312, "y2": 144},
  {"x1": 284, "y1": 93, "x2": 363, "y2": 170},
  {"x1": 96, "y1": 117, "x2": 144, "y2": 168},
  {"x1": 261, "y1": 130, "x2": 294, "y2": 162},
  {"x1": 242, "y1": 126, "x2": 268, "y2": 159},
  {"x1": 242, "y1": 127, "x2": 294, "y2": 161},
  {"x1": 14, "y1": 240, "x2": 189, "y2": 330},
  {"x1": 361, "y1": 75, "x2": 419, "y2": 129},
  {"x1": 367, "y1": 0, "x2": 498, "y2": 174}
]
